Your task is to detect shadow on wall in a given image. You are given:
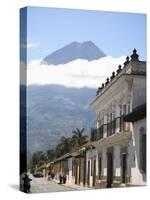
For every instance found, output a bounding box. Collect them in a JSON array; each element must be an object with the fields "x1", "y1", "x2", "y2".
[
  {"x1": 128, "y1": 137, "x2": 136, "y2": 181},
  {"x1": 129, "y1": 126, "x2": 146, "y2": 183},
  {"x1": 134, "y1": 127, "x2": 146, "y2": 182}
]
